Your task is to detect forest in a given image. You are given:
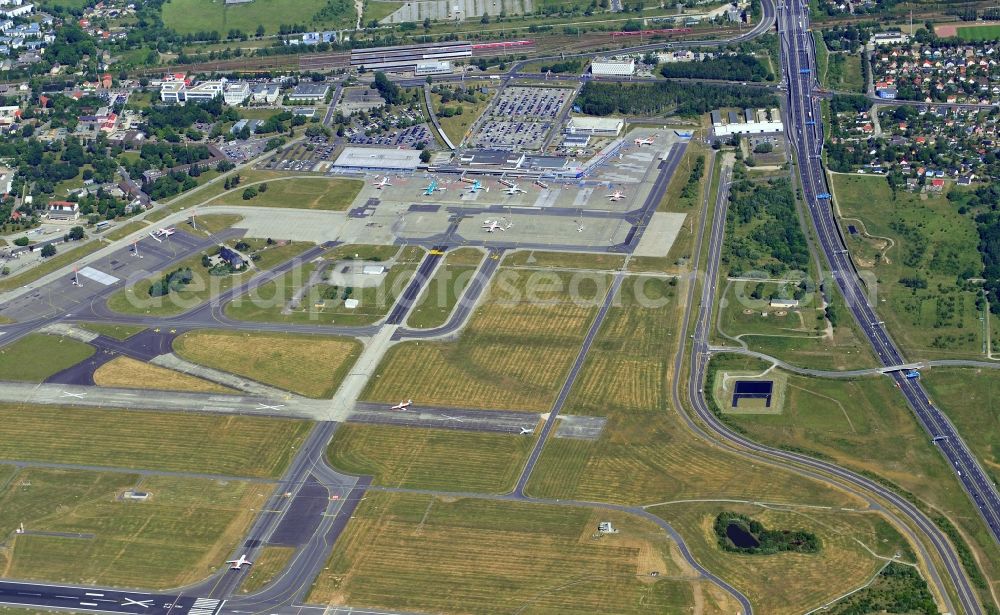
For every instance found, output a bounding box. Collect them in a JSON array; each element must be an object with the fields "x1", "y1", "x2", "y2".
[
  {"x1": 723, "y1": 175, "x2": 809, "y2": 277},
  {"x1": 575, "y1": 82, "x2": 778, "y2": 116},
  {"x1": 660, "y1": 54, "x2": 771, "y2": 82}
]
